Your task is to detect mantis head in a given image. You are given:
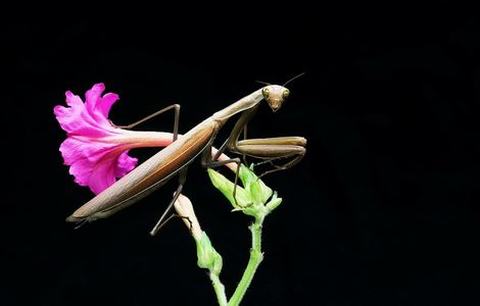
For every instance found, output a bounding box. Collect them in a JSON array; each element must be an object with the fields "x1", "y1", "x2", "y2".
[{"x1": 262, "y1": 85, "x2": 290, "y2": 112}]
